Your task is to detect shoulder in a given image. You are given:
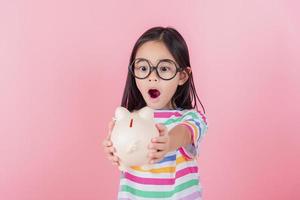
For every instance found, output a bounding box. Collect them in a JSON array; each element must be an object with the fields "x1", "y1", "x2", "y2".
[
  {"x1": 153, "y1": 108, "x2": 208, "y2": 127},
  {"x1": 180, "y1": 109, "x2": 208, "y2": 125}
]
